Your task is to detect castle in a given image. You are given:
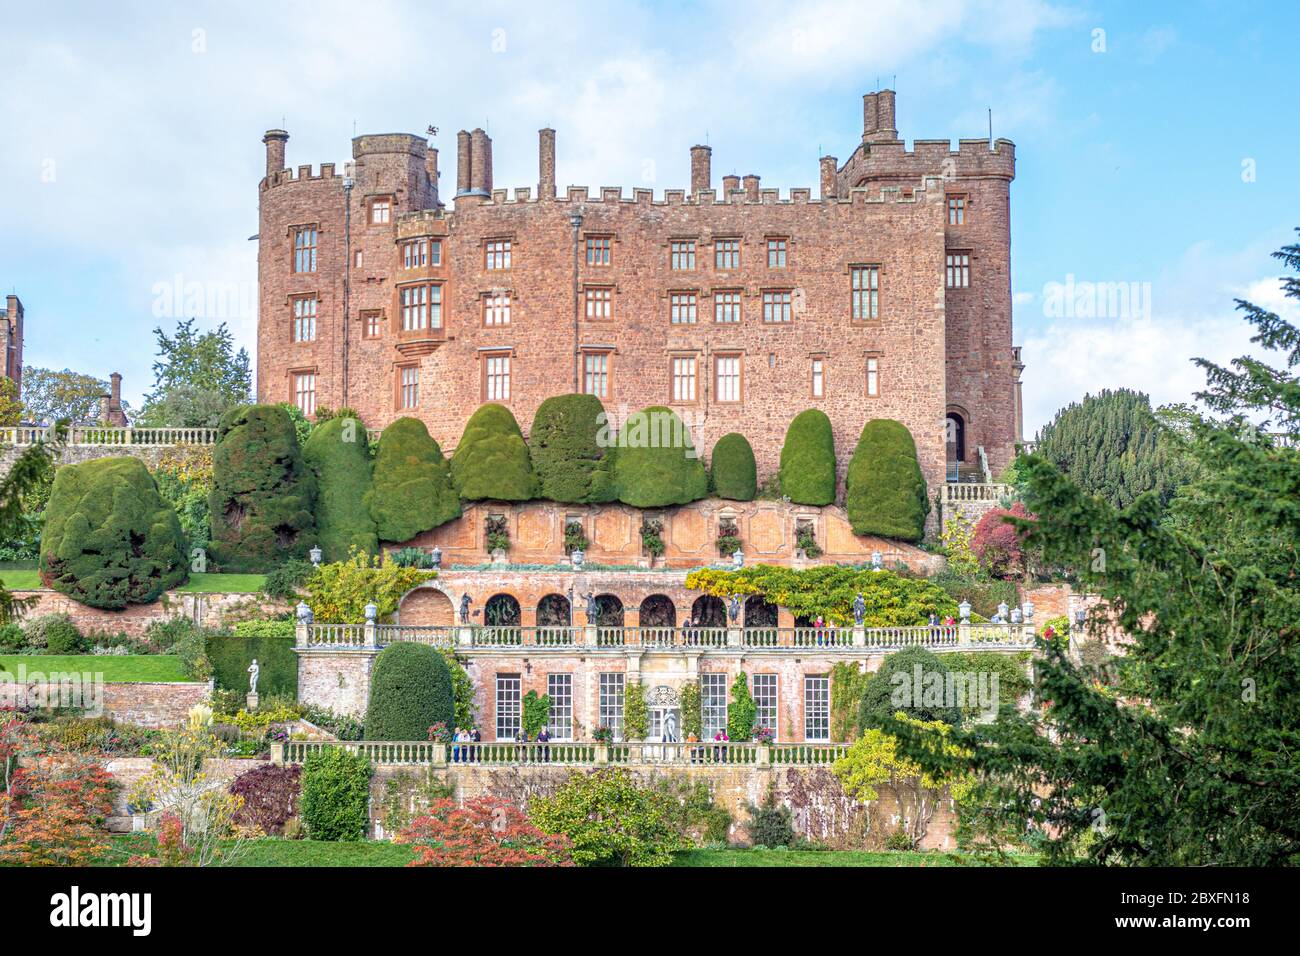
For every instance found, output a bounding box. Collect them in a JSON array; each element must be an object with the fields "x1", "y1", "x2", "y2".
[
  {"x1": 0, "y1": 294, "x2": 24, "y2": 392},
  {"x1": 256, "y1": 91, "x2": 1024, "y2": 493}
]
